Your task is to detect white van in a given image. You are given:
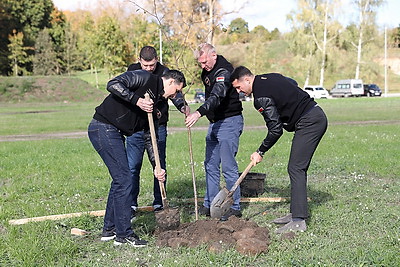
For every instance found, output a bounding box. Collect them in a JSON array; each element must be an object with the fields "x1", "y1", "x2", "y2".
[{"x1": 330, "y1": 79, "x2": 363, "y2": 97}]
